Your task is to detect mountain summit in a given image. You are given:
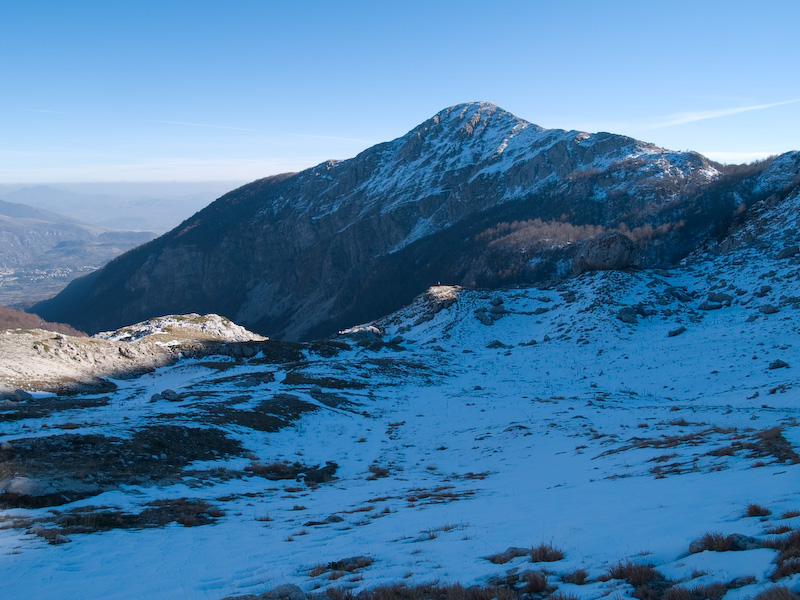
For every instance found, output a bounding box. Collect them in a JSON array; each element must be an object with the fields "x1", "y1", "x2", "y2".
[{"x1": 32, "y1": 103, "x2": 800, "y2": 339}]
